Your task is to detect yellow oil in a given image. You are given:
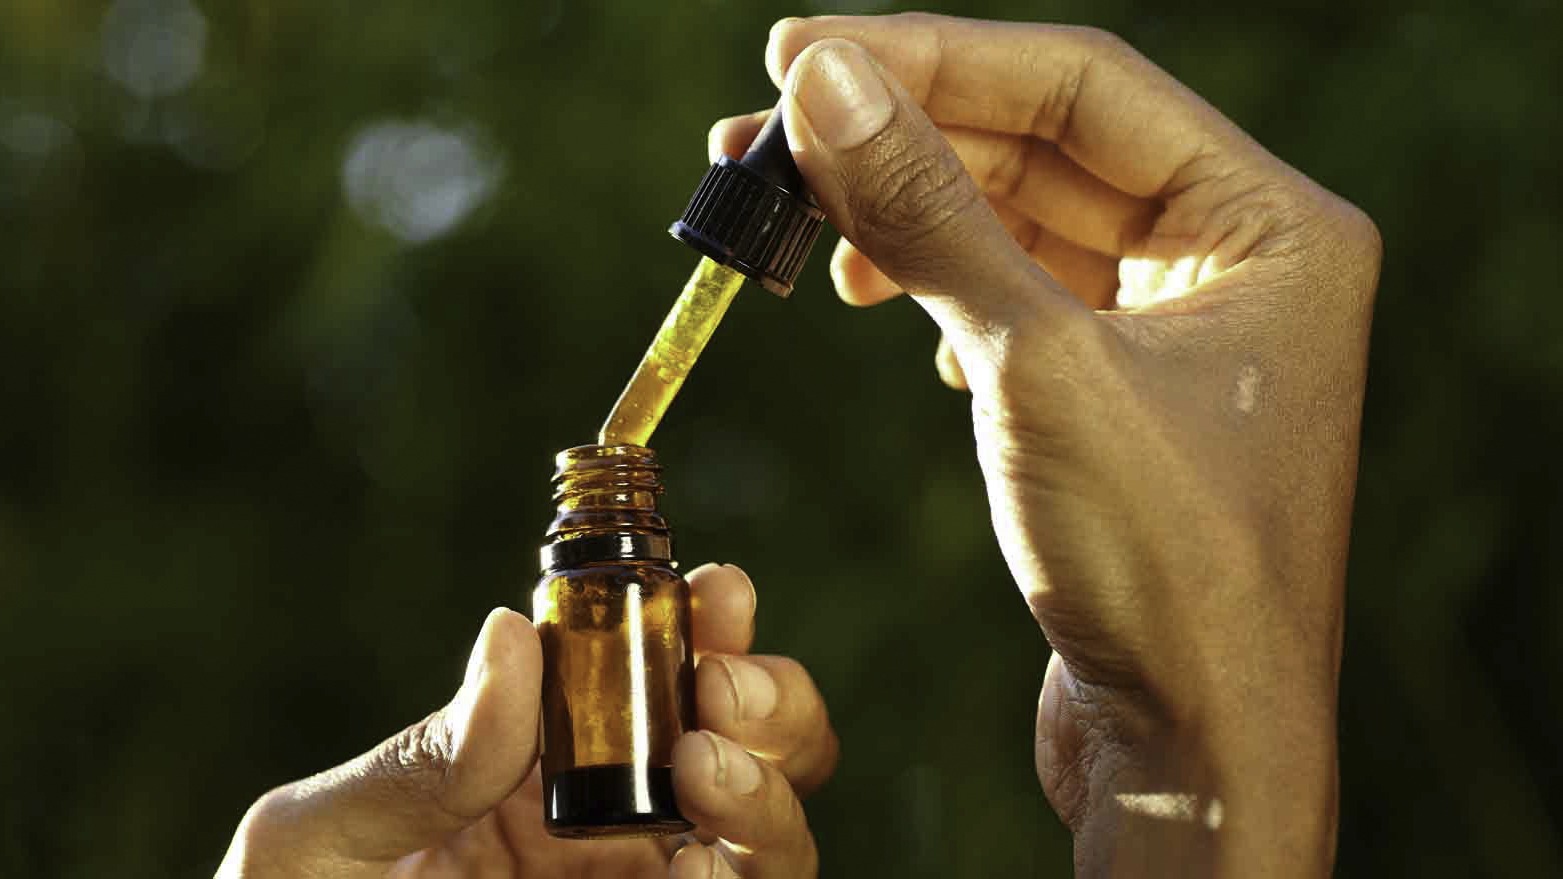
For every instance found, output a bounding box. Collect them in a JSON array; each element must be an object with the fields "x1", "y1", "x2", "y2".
[{"x1": 598, "y1": 257, "x2": 746, "y2": 446}]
